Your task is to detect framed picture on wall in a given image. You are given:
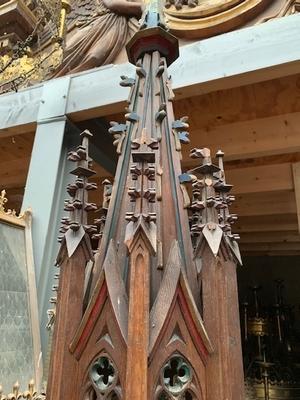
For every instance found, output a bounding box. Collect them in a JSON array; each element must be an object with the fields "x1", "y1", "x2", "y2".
[{"x1": 0, "y1": 190, "x2": 43, "y2": 394}]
